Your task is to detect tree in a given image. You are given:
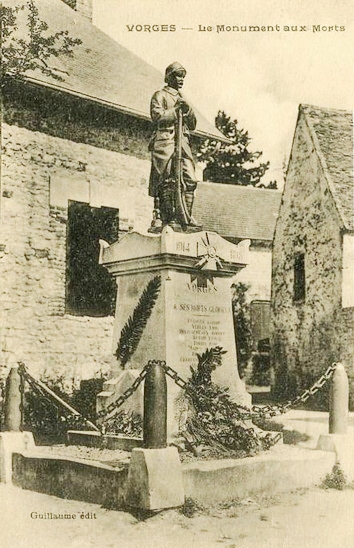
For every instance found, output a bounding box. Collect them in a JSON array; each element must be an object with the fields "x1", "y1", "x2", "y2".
[
  {"x1": 1, "y1": 0, "x2": 82, "y2": 87},
  {"x1": 232, "y1": 282, "x2": 252, "y2": 378},
  {"x1": 197, "y1": 110, "x2": 277, "y2": 189}
]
